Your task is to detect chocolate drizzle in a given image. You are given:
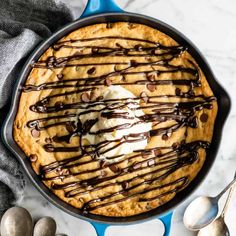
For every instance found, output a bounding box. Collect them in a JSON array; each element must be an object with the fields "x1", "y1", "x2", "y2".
[{"x1": 22, "y1": 34, "x2": 216, "y2": 213}]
